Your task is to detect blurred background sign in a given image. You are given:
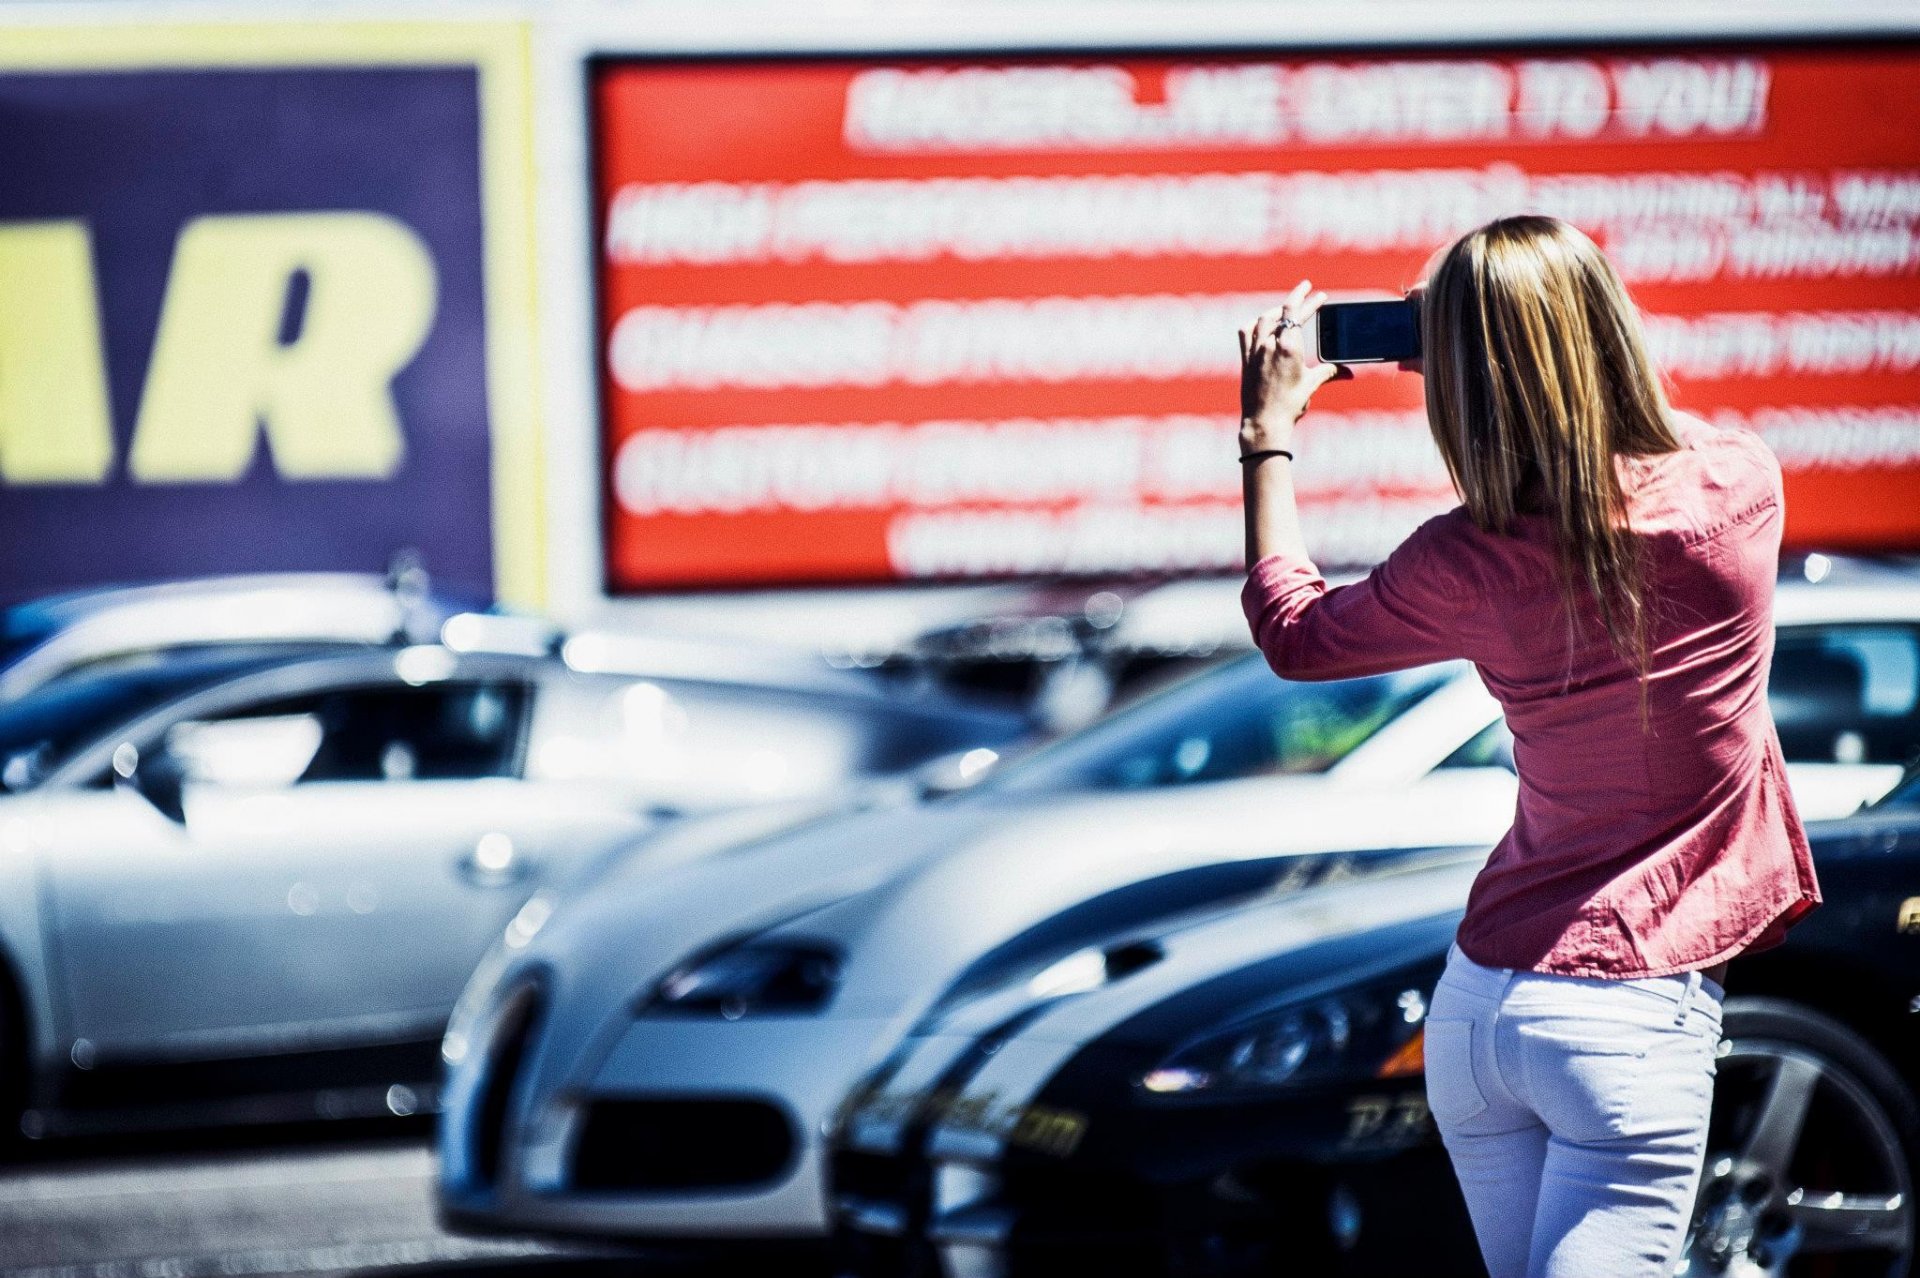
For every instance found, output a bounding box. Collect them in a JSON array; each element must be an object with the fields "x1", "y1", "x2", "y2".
[
  {"x1": 594, "y1": 45, "x2": 1920, "y2": 591},
  {"x1": 0, "y1": 23, "x2": 541, "y2": 609}
]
